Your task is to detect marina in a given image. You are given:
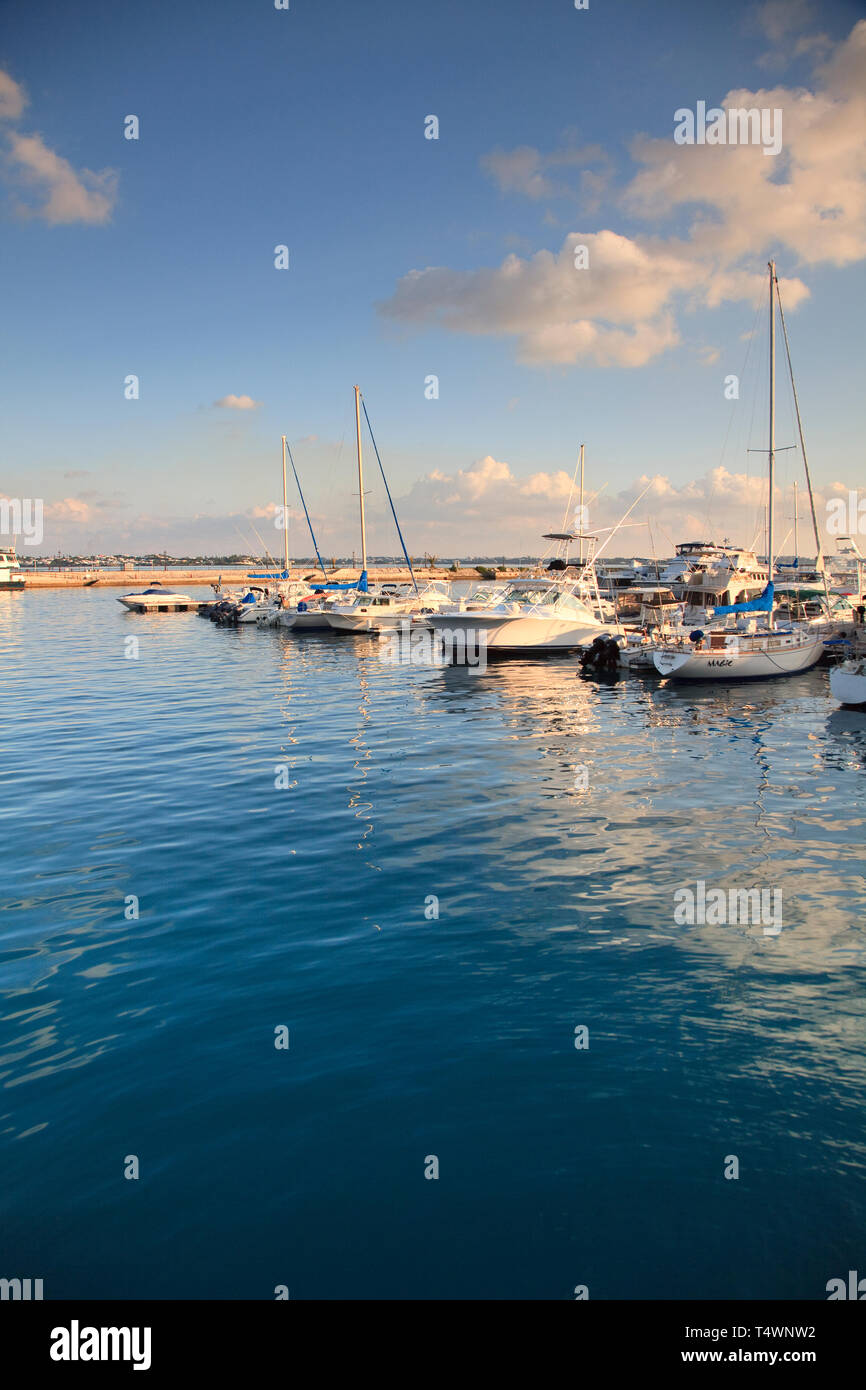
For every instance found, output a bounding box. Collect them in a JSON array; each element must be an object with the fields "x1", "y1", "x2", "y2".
[{"x1": 3, "y1": 0, "x2": 865, "y2": 1336}]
